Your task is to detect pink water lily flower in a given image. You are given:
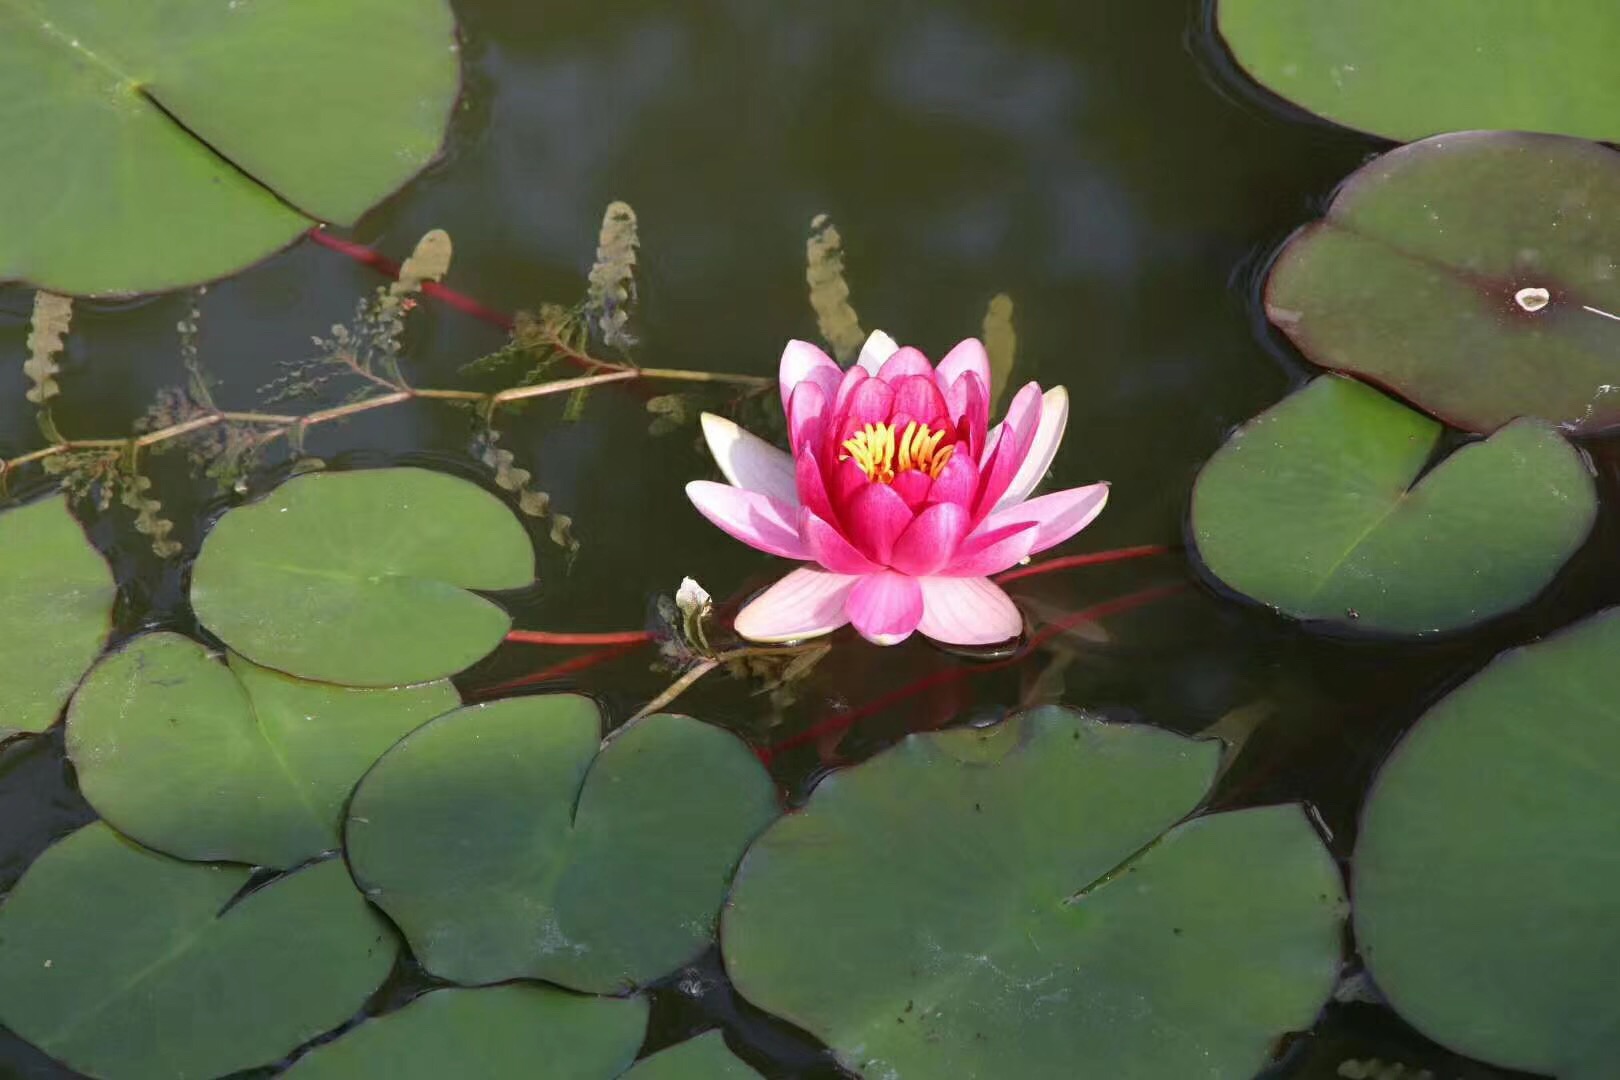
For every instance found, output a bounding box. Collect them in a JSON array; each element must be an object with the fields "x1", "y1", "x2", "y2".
[{"x1": 687, "y1": 331, "x2": 1108, "y2": 646}]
